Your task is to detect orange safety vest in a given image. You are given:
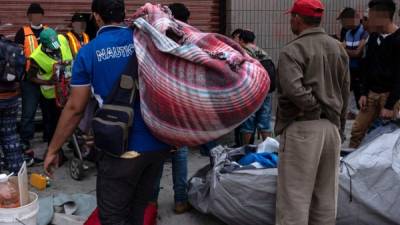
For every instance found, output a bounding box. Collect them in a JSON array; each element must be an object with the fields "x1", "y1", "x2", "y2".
[
  {"x1": 23, "y1": 26, "x2": 38, "y2": 71},
  {"x1": 23, "y1": 25, "x2": 46, "y2": 71},
  {"x1": 66, "y1": 31, "x2": 89, "y2": 57}
]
